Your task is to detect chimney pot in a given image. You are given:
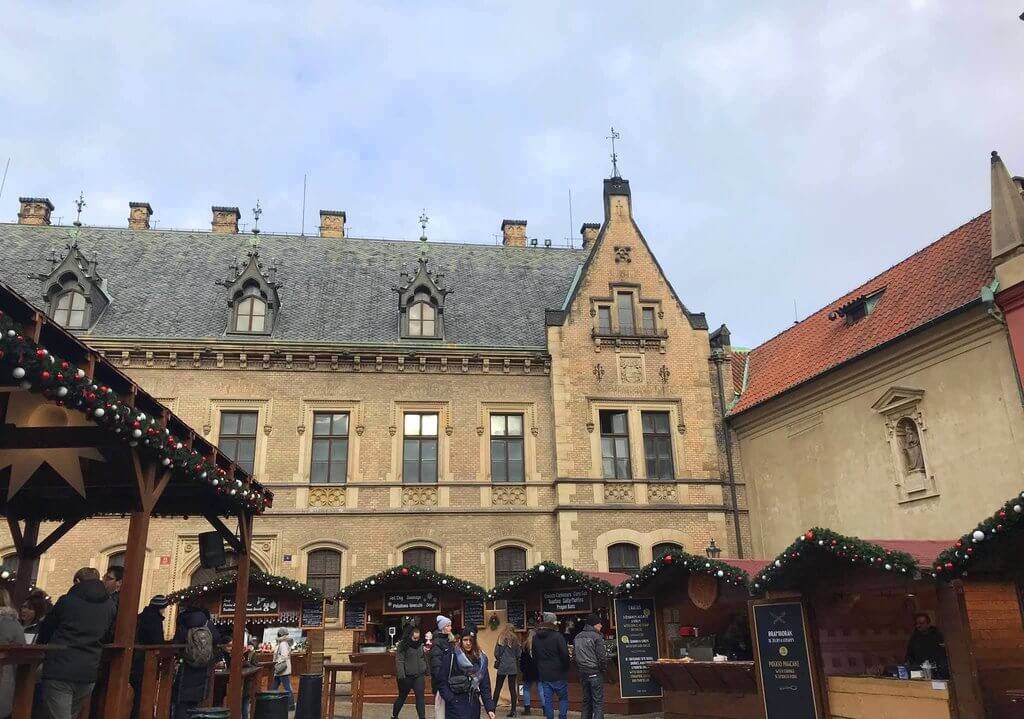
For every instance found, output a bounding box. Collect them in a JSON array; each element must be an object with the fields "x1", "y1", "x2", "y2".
[
  {"x1": 128, "y1": 201, "x2": 153, "y2": 230},
  {"x1": 320, "y1": 210, "x2": 346, "y2": 238},
  {"x1": 580, "y1": 222, "x2": 600, "y2": 249},
  {"x1": 1014, "y1": 176, "x2": 1024, "y2": 195},
  {"x1": 18, "y1": 197, "x2": 54, "y2": 226},
  {"x1": 211, "y1": 206, "x2": 240, "y2": 234},
  {"x1": 501, "y1": 219, "x2": 527, "y2": 247}
]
